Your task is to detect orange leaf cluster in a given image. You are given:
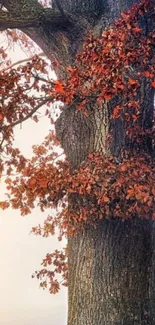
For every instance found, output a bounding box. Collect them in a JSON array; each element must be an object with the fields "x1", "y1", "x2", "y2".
[
  {"x1": 51, "y1": 0, "x2": 155, "y2": 124},
  {"x1": 32, "y1": 249, "x2": 68, "y2": 294},
  {"x1": 3, "y1": 152, "x2": 155, "y2": 226}
]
